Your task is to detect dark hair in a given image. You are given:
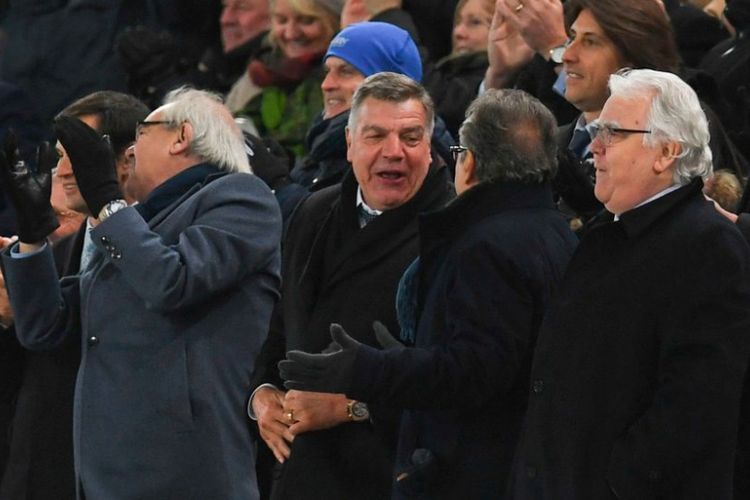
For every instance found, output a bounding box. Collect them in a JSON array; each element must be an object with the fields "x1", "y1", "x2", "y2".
[
  {"x1": 459, "y1": 89, "x2": 558, "y2": 184},
  {"x1": 565, "y1": 0, "x2": 680, "y2": 73},
  {"x1": 58, "y1": 91, "x2": 150, "y2": 157}
]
